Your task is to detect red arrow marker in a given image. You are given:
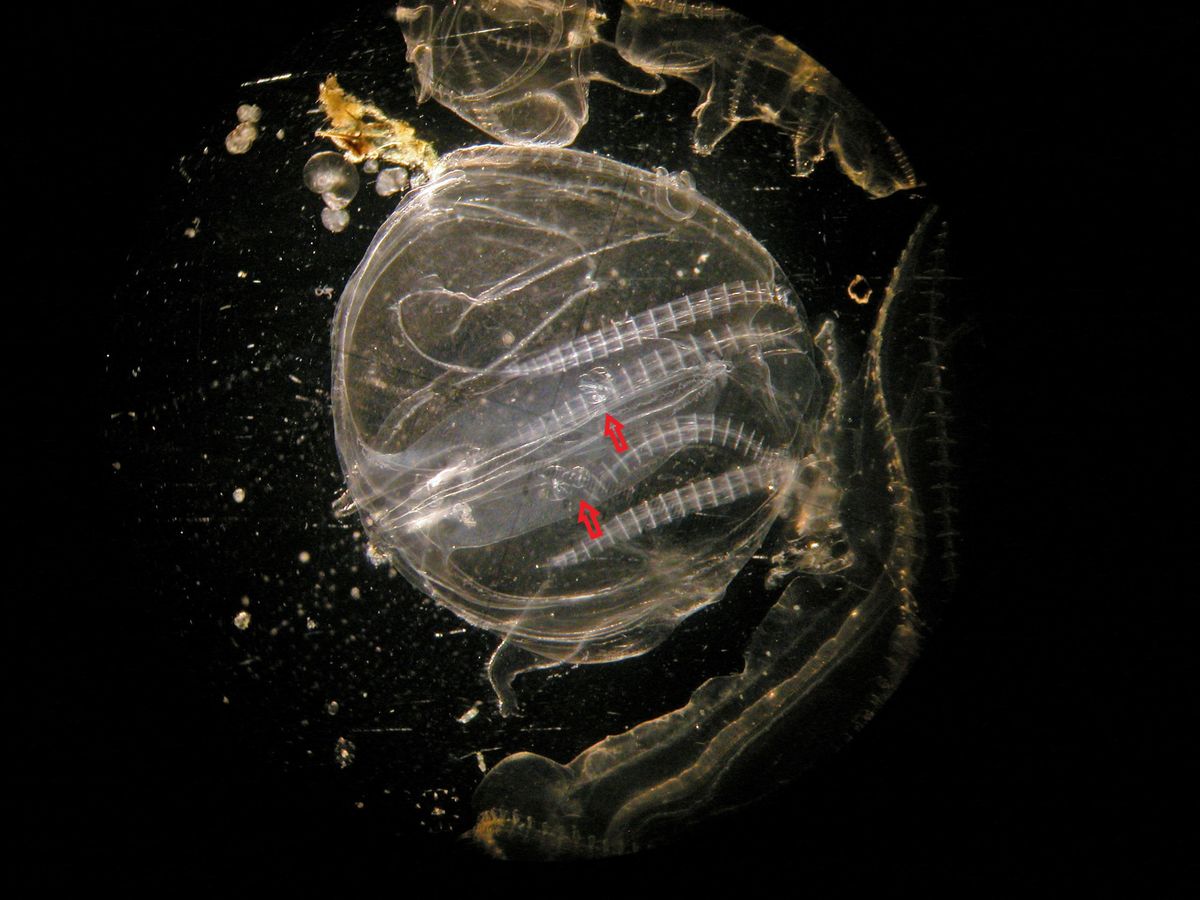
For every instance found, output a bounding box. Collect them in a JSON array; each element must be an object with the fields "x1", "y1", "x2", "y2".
[
  {"x1": 578, "y1": 500, "x2": 603, "y2": 539},
  {"x1": 603, "y1": 414, "x2": 629, "y2": 453}
]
